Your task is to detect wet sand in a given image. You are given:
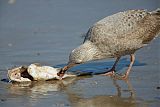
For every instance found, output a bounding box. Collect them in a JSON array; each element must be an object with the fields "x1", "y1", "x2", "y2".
[{"x1": 0, "y1": 0, "x2": 160, "y2": 107}]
